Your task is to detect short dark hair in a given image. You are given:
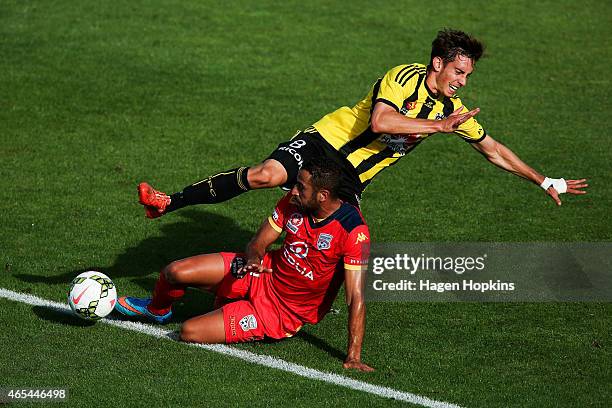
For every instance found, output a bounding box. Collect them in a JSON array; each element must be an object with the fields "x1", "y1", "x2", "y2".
[
  {"x1": 429, "y1": 29, "x2": 484, "y2": 66},
  {"x1": 301, "y1": 158, "x2": 342, "y2": 199}
]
